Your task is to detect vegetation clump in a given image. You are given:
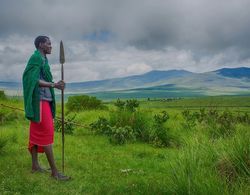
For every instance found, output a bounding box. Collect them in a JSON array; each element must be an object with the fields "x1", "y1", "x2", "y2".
[
  {"x1": 0, "y1": 90, "x2": 7, "y2": 100},
  {"x1": 66, "y1": 95, "x2": 106, "y2": 112},
  {"x1": 150, "y1": 111, "x2": 172, "y2": 147},
  {"x1": 54, "y1": 113, "x2": 76, "y2": 135},
  {"x1": 217, "y1": 131, "x2": 250, "y2": 183},
  {"x1": 91, "y1": 99, "x2": 176, "y2": 146},
  {"x1": 91, "y1": 99, "x2": 145, "y2": 145},
  {"x1": 181, "y1": 108, "x2": 247, "y2": 138}
]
